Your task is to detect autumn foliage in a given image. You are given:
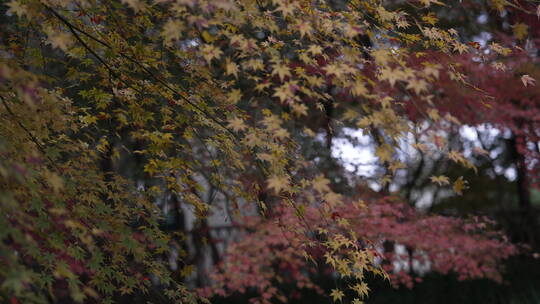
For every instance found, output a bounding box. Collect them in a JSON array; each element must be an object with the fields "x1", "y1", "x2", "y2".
[{"x1": 0, "y1": 0, "x2": 538, "y2": 303}]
